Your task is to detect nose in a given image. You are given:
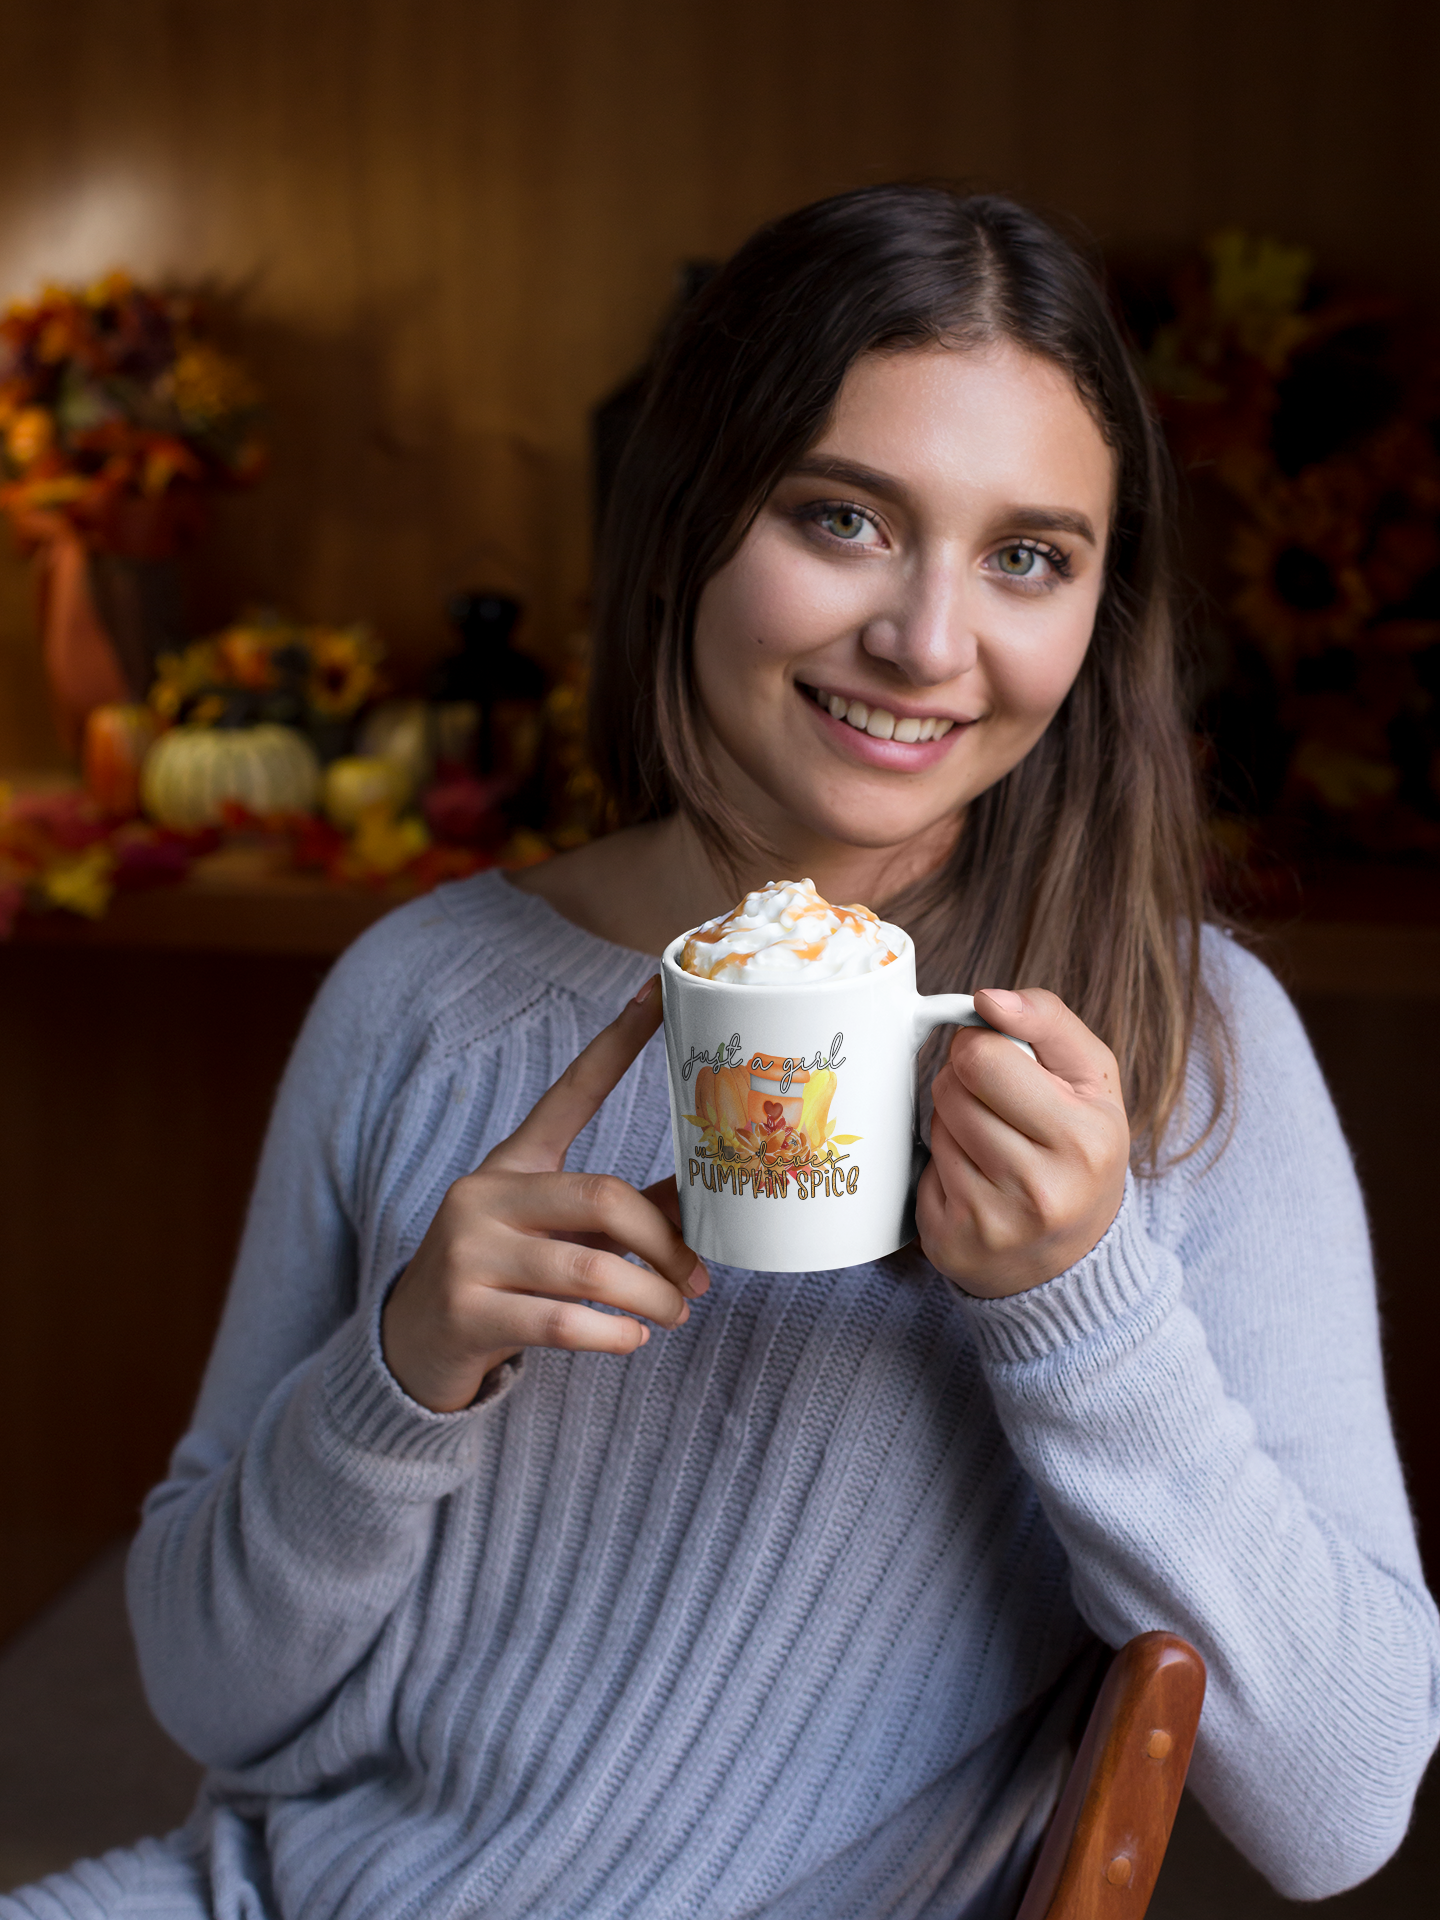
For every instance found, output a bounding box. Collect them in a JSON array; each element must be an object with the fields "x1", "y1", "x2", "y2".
[{"x1": 857, "y1": 550, "x2": 978, "y2": 685}]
